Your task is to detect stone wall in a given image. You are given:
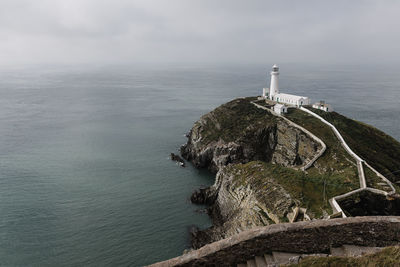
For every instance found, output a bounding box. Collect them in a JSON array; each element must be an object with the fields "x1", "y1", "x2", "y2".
[{"x1": 149, "y1": 217, "x2": 400, "y2": 267}]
